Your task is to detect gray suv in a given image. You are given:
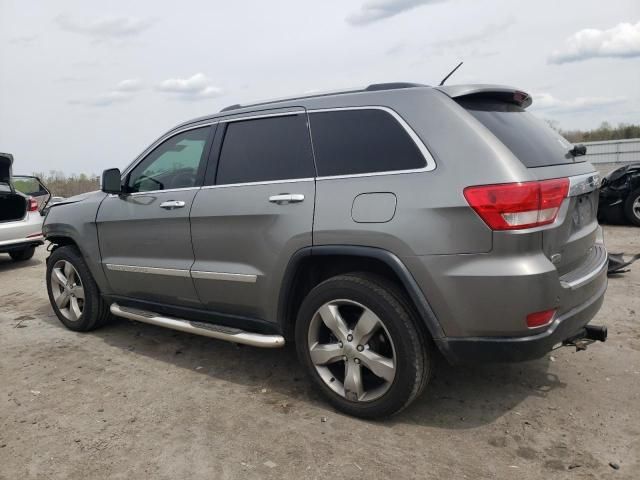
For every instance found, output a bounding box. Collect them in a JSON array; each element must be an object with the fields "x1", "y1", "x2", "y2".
[{"x1": 43, "y1": 83, "x2": 608, "y2": 418}]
